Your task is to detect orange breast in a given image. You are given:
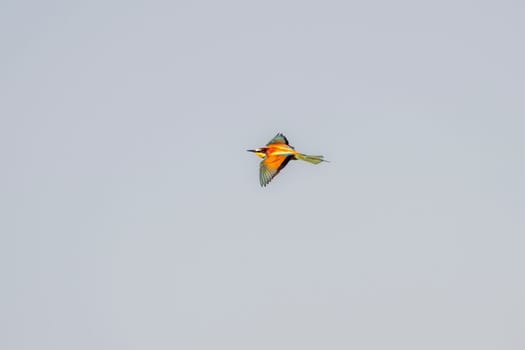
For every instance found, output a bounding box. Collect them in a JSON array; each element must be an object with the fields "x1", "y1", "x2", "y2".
[{"x1": 266, "y1": 144, "x2": 297, "y2": 157}]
